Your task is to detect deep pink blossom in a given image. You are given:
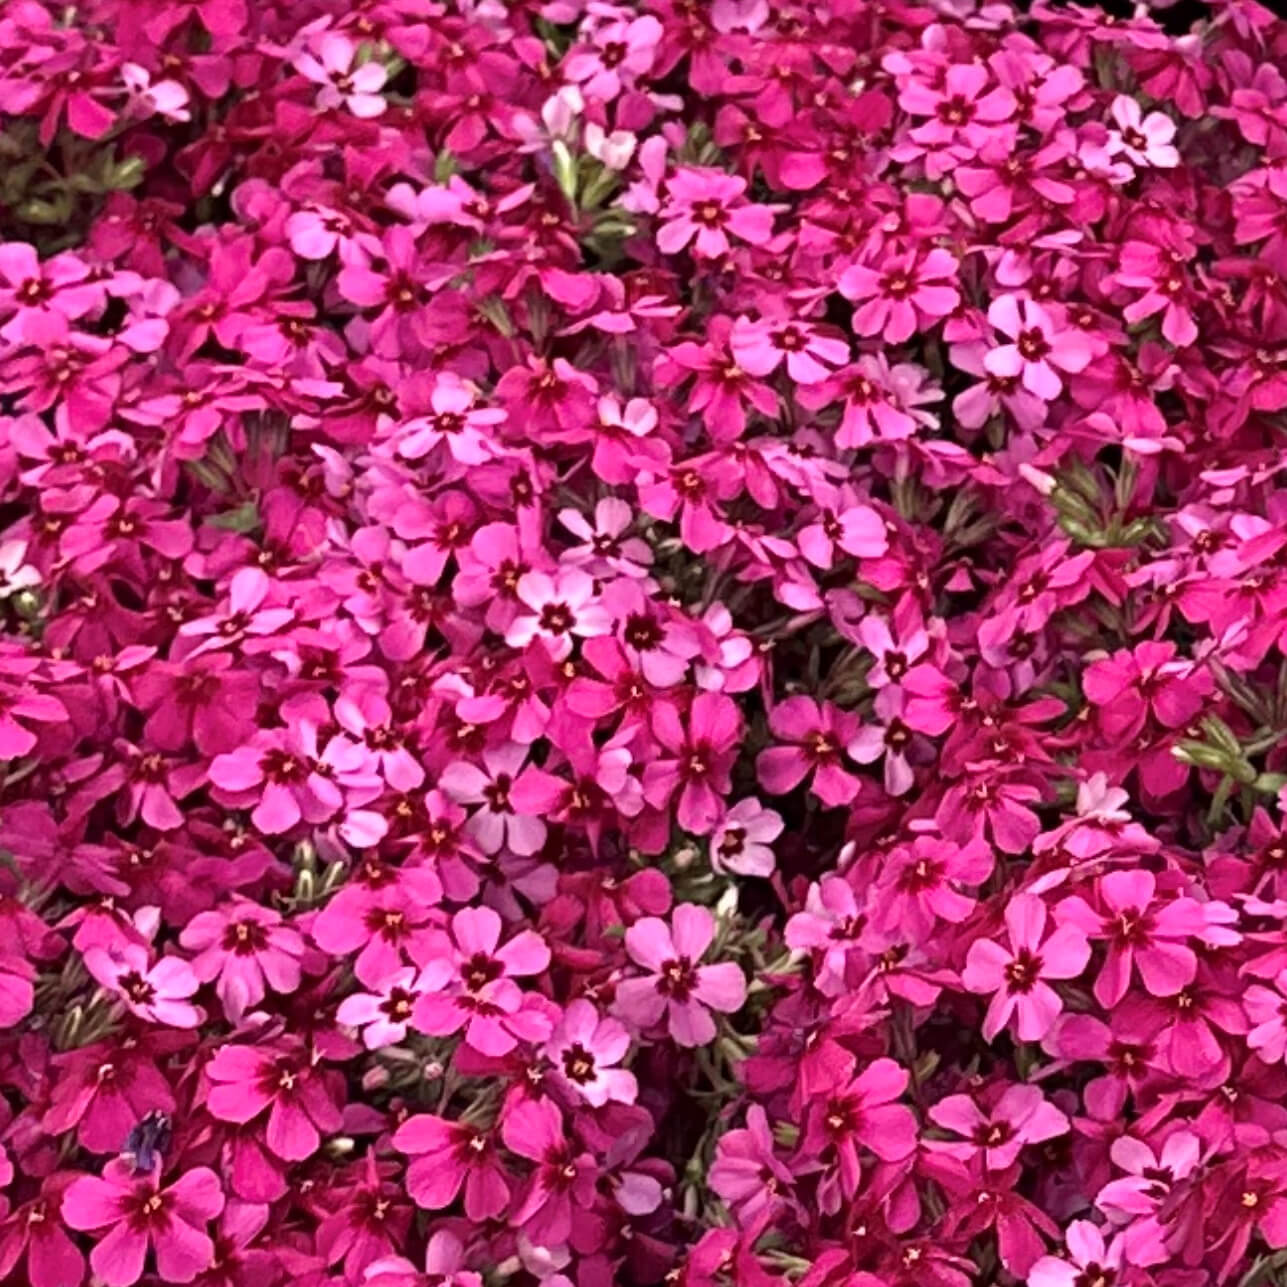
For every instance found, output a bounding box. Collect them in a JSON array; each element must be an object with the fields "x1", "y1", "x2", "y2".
[
  {"x1": 63, "y1": 1161, "x2": 224, "y2": 1287},
  {"x1": 962, "y1": 895, "x2": 1091, "y2": 1041}
]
